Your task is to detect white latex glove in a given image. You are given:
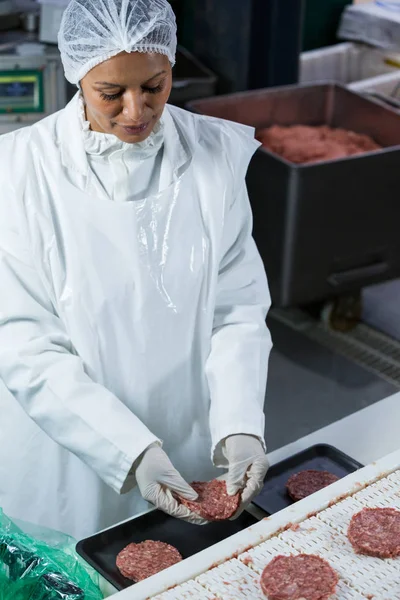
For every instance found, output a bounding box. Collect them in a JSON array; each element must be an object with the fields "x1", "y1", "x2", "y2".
[
  {"x1": 223, "y1": 434, "x2": 269, "y2": 518},
  {"x1": 136, "y1": 444, "x2": 208, "y2": 525}
]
